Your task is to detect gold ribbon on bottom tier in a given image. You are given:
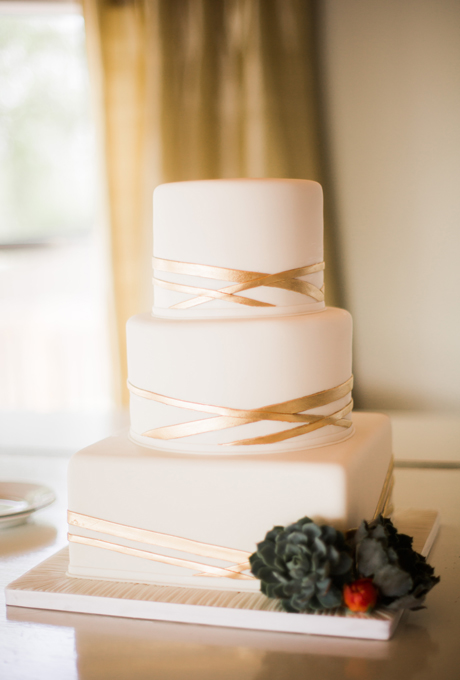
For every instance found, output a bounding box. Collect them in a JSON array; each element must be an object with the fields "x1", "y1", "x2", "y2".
[
  {"x1": 127, "y1": 376, "x2": 354, "y2": 446},
  {"x1": 152, "y1": 257, "x2": 325, "y2": 309},
  {"x1": 67, "y1": 458, "x2": 394, "y2": 581}
]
